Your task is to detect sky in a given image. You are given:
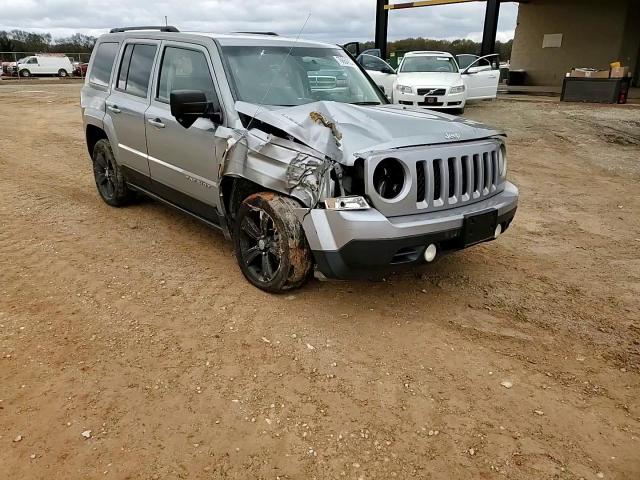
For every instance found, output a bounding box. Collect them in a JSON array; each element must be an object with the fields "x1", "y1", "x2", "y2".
[{"x1": 0, "y1": 0, "x2": 518, "y2": 43}]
